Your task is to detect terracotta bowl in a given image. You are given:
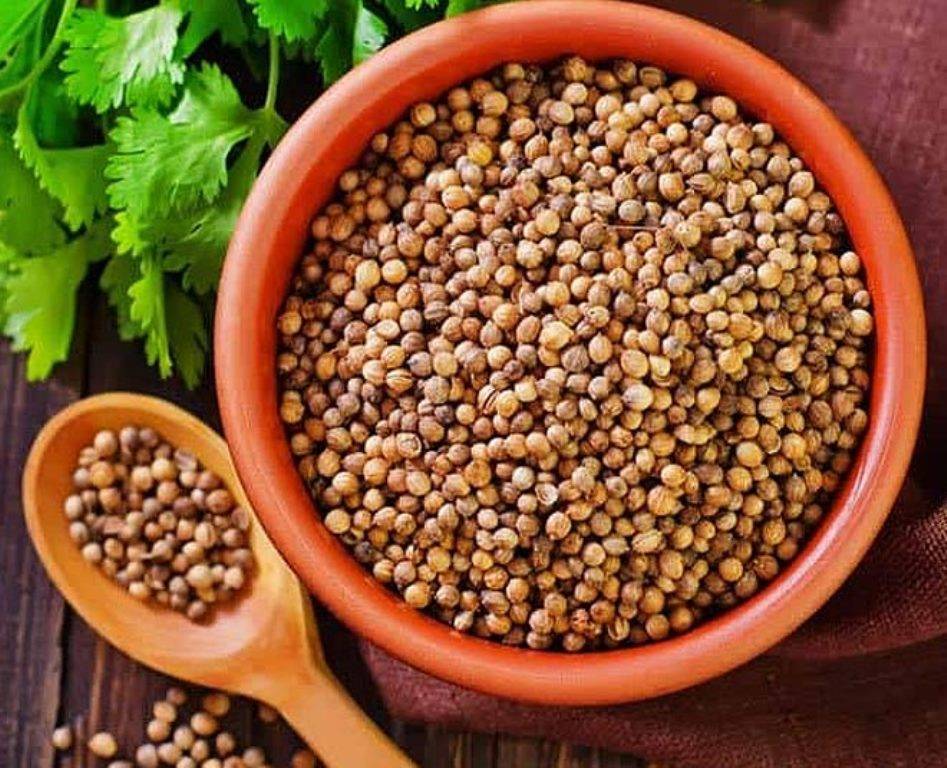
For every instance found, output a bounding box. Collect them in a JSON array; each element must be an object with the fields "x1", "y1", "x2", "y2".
[{"x1": 216, "y1": 0, "x2": 925, "y2": 705}]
